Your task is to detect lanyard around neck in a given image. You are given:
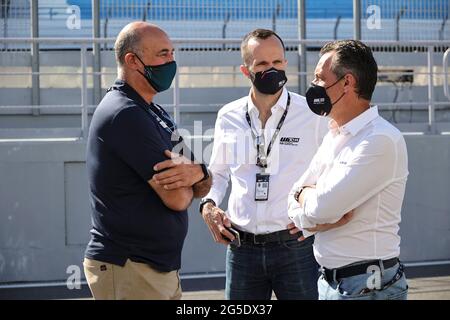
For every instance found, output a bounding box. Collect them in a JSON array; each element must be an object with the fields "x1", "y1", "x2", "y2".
[
  {"x1": 107, "y1": 84, "x2": 179, "y2": 138},
  {"x1": 146, "y1": 103, "x2": 175, "y2": 133},
  {"x1": 245, "y1": 92, "x2": 291, "y2": 168}
]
